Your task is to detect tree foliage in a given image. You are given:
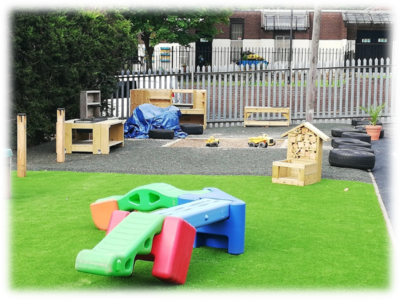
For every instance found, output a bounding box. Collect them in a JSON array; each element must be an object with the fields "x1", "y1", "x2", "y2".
[
  {"x1": 11, "y1": 9, "x2": 136, "y2": 146},
  {"x1": 122, "y1": 7, "x2": 232, "y2": 70}
]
